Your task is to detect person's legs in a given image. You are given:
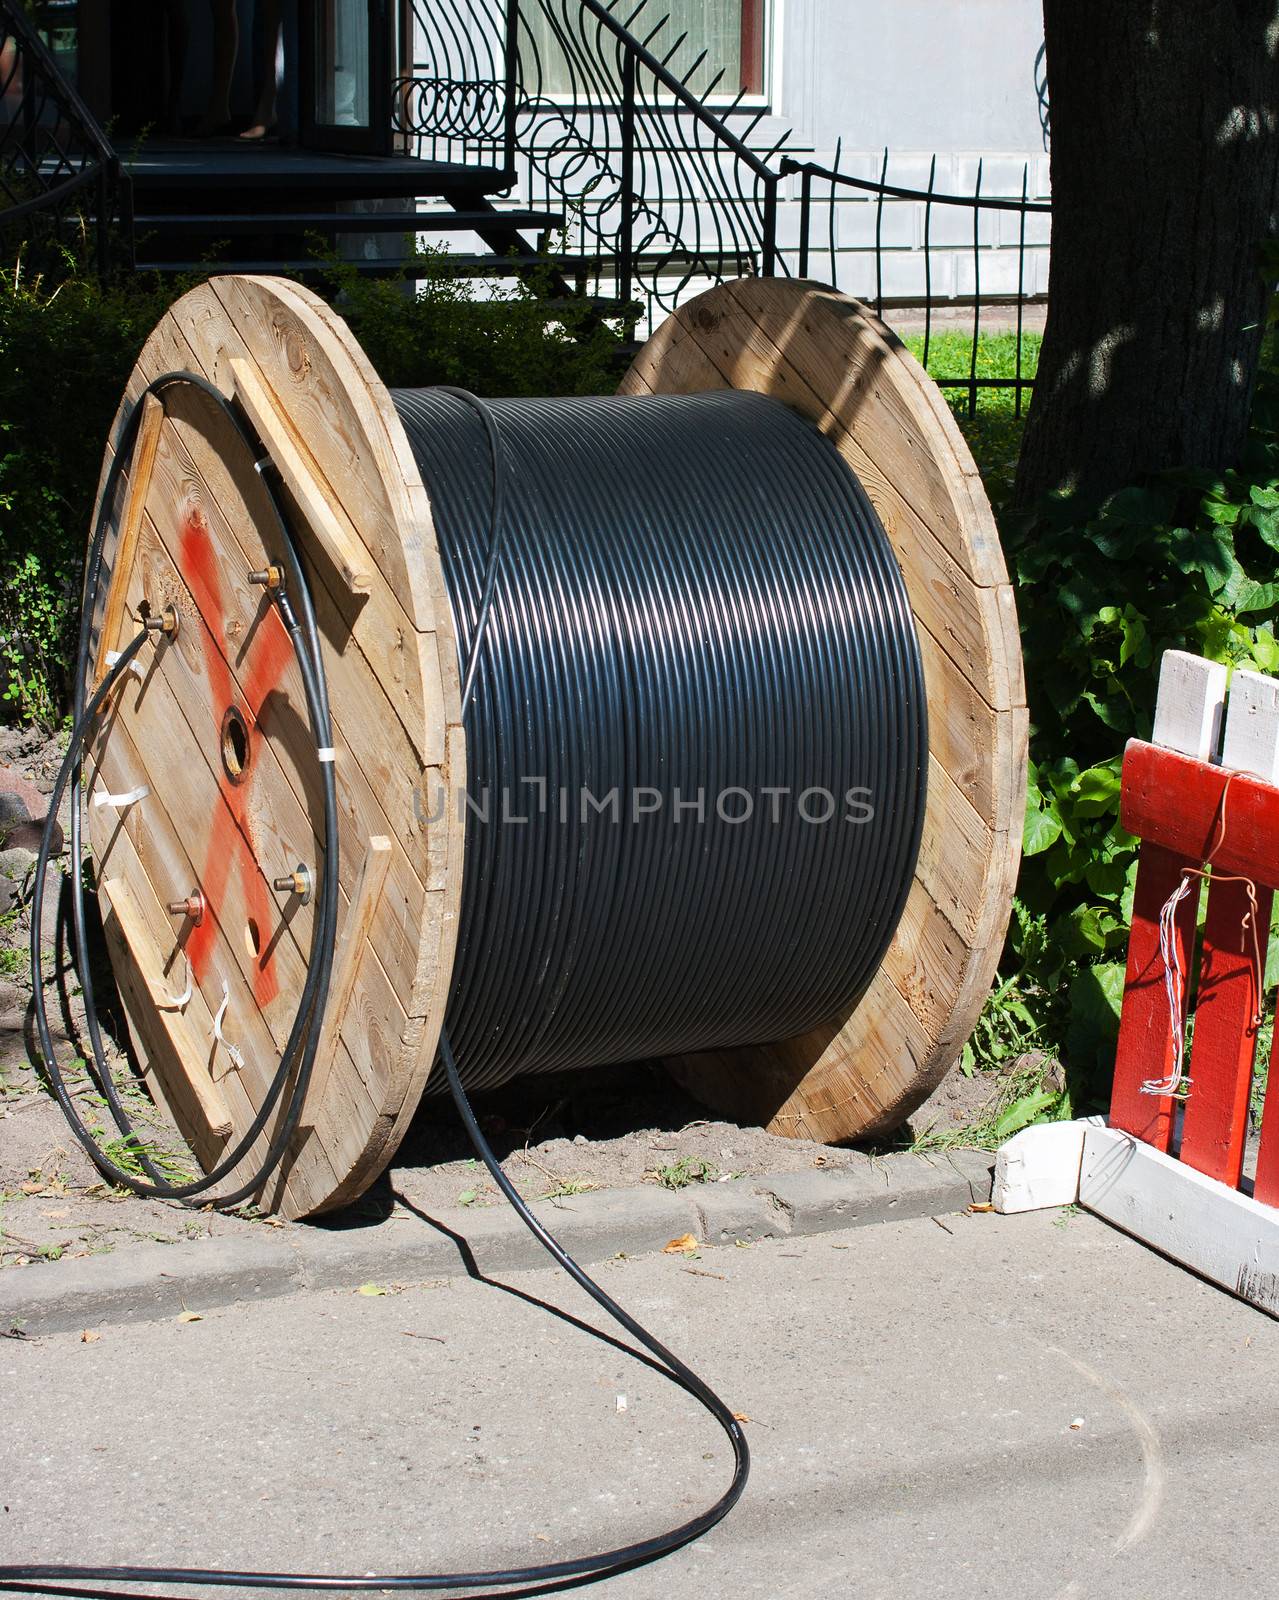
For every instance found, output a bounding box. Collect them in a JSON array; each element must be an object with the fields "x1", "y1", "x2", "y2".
[
  {"x1": 240, "y1": 0, "x2": 282, "y2": 138},
  {"x1": 197, "y1": 0, "x2": 238, "y2": 133},
  {"x1": 163, "y1": 0, "x2": 190, "y2": 135}
]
